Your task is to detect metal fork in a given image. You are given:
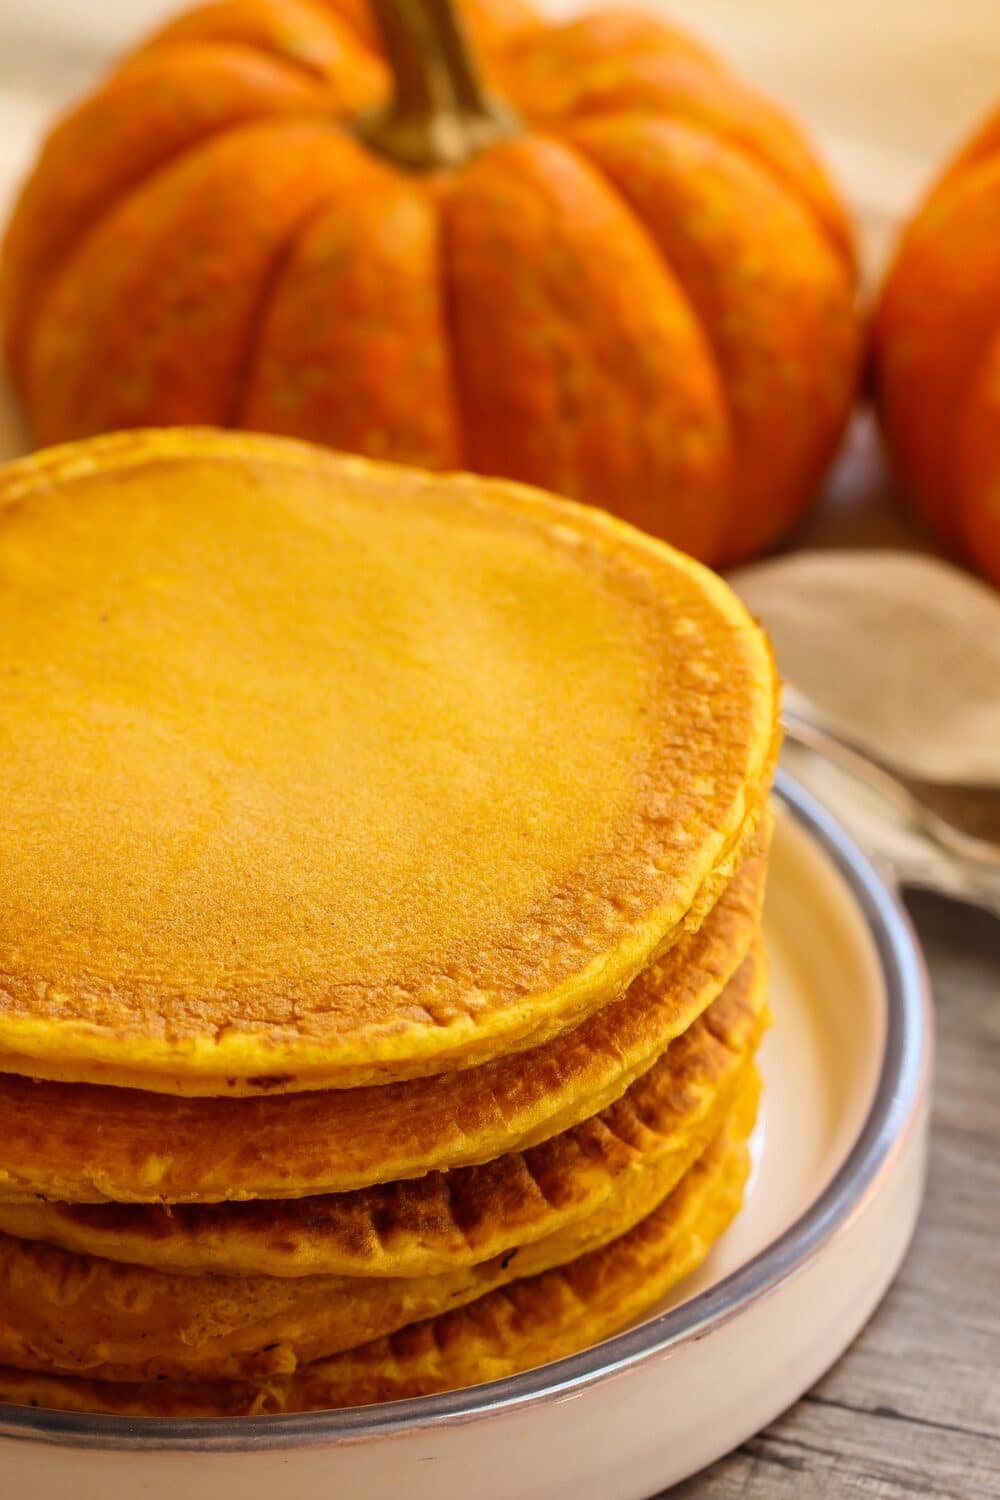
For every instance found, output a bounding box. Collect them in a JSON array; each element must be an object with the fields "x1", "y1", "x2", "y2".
[{"x1": 781, "y1": 687, "x2": 1000, "y2": 874}]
